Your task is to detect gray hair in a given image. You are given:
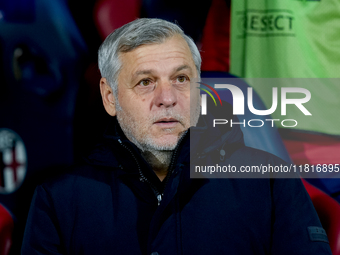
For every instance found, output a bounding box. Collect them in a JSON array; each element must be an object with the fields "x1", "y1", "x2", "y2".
[{"x1": 98, "y1": 18, "x2": 201, "y2": 101}]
